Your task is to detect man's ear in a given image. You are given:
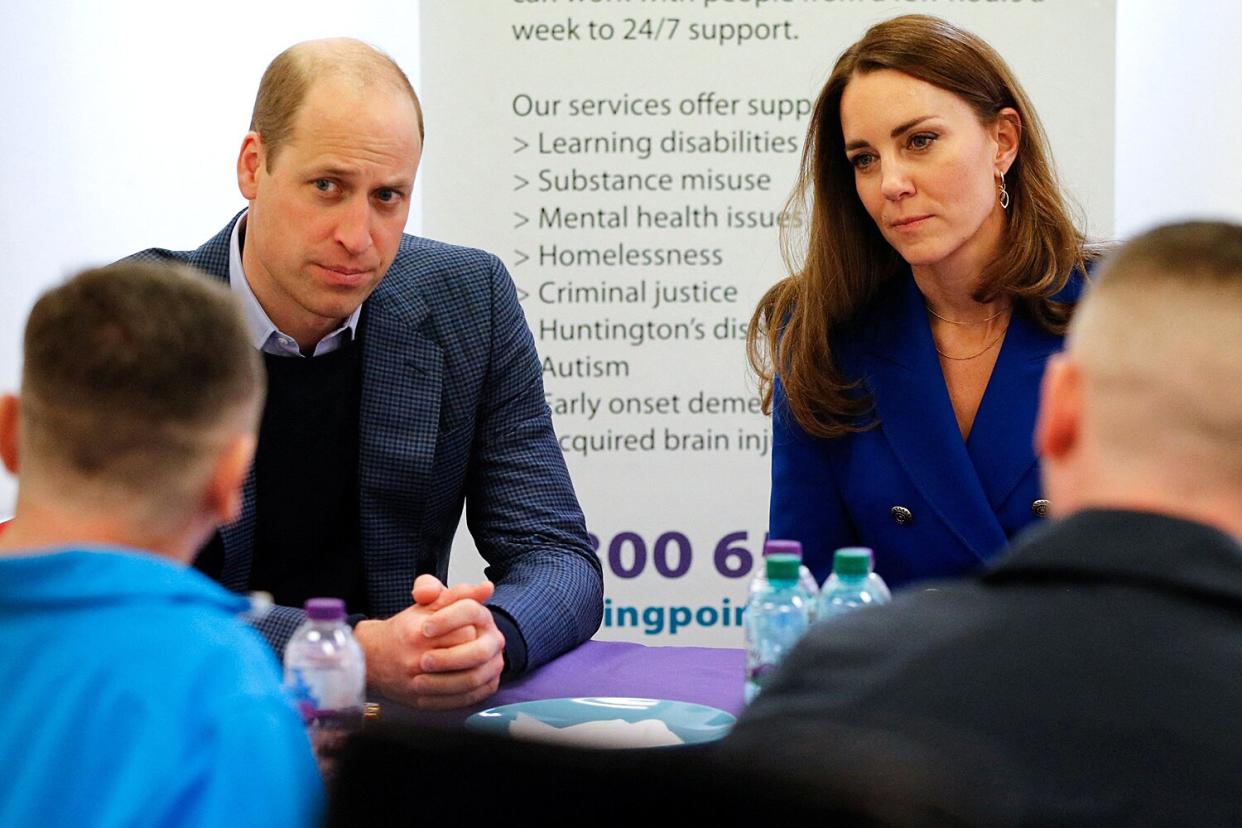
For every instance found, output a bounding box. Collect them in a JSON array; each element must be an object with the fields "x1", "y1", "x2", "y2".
[
  {"x1": 0, "y1": 394, "x2": 21, "y2": 475},
  {"x1": 203, "y1": 432, "x2": 256, "y2": 526},
  {"x1": 236, "y1": 132, "x2": 265, "y2": 201},
  {"x1": 1035, "y1": 354, "x2": 1082, "y2": 462}
]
